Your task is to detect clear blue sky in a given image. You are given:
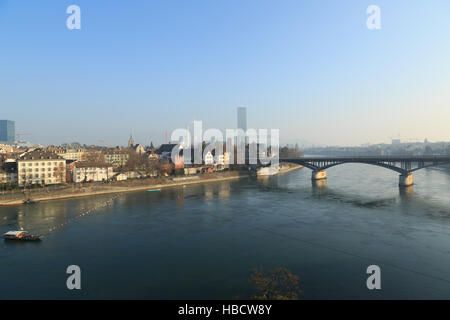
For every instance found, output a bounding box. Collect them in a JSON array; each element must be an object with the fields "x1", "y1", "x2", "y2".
[{"x1": 0, "y1": 0, "x2": 449, "y2": 146}]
